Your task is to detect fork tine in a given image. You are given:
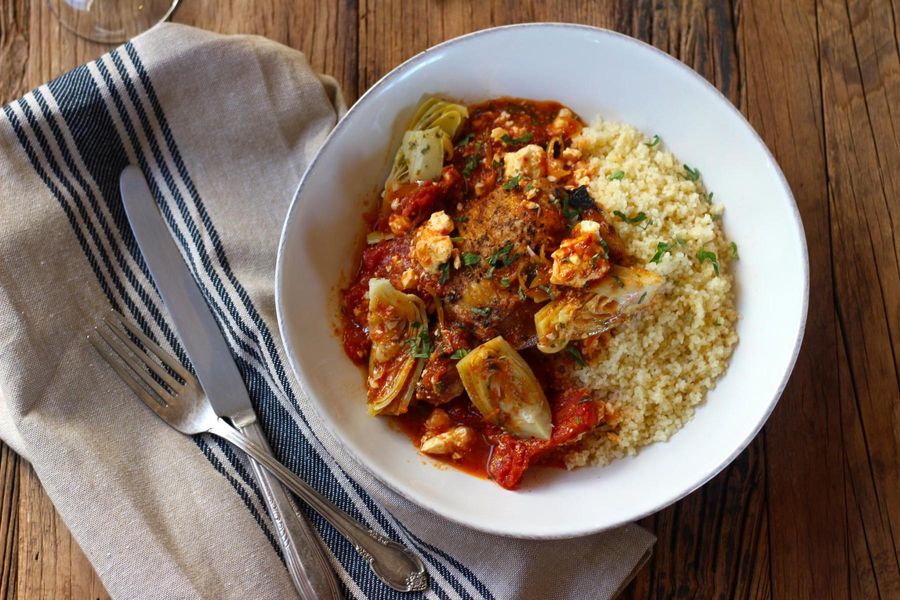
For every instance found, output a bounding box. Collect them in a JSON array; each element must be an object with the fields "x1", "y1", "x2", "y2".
[
  {"x1": 104, "y1": 311, "x2": 192, "y2": 383},
  {"x1": 94, "y1": 321, "x2": 177, "y2": 406},
  {"x1": 102, "y1": 315, "x2": 184, "y2": 392},
  {"x1": 89, "y1": 332, "x2": 172, "y2": 422}
]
